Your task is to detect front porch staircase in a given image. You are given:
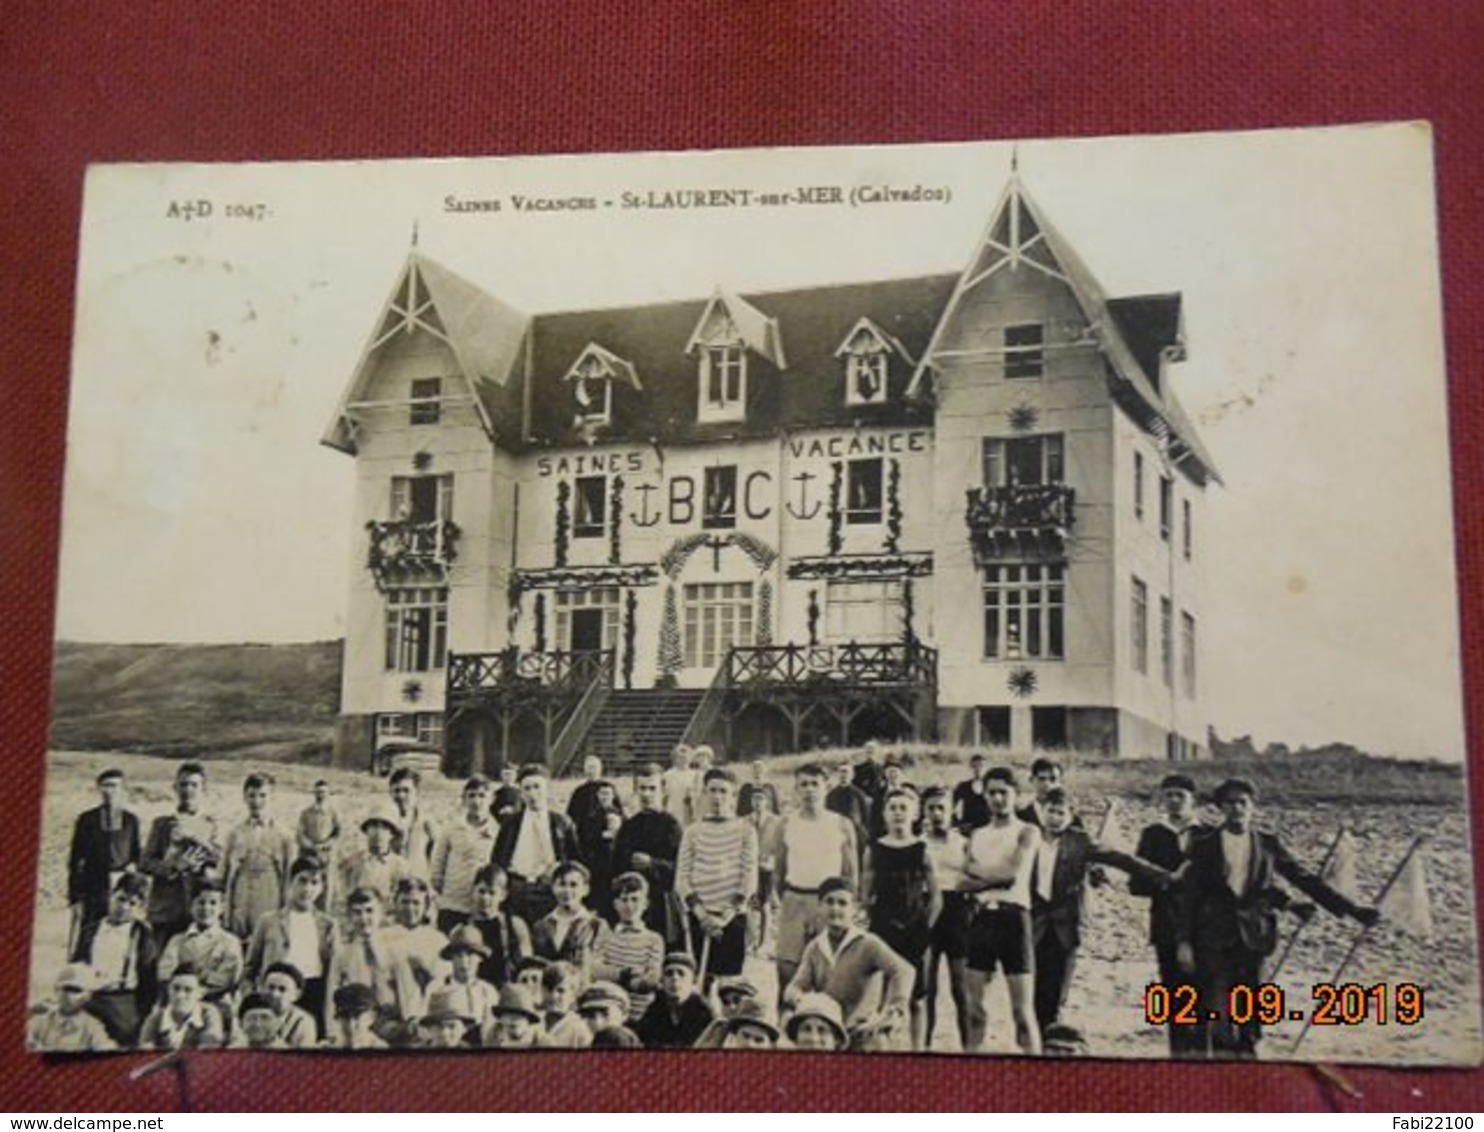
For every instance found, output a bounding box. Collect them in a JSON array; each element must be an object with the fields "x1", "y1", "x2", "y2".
[{"x1": 577, "y1": 689, "x2": 706, "y2": 775}]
